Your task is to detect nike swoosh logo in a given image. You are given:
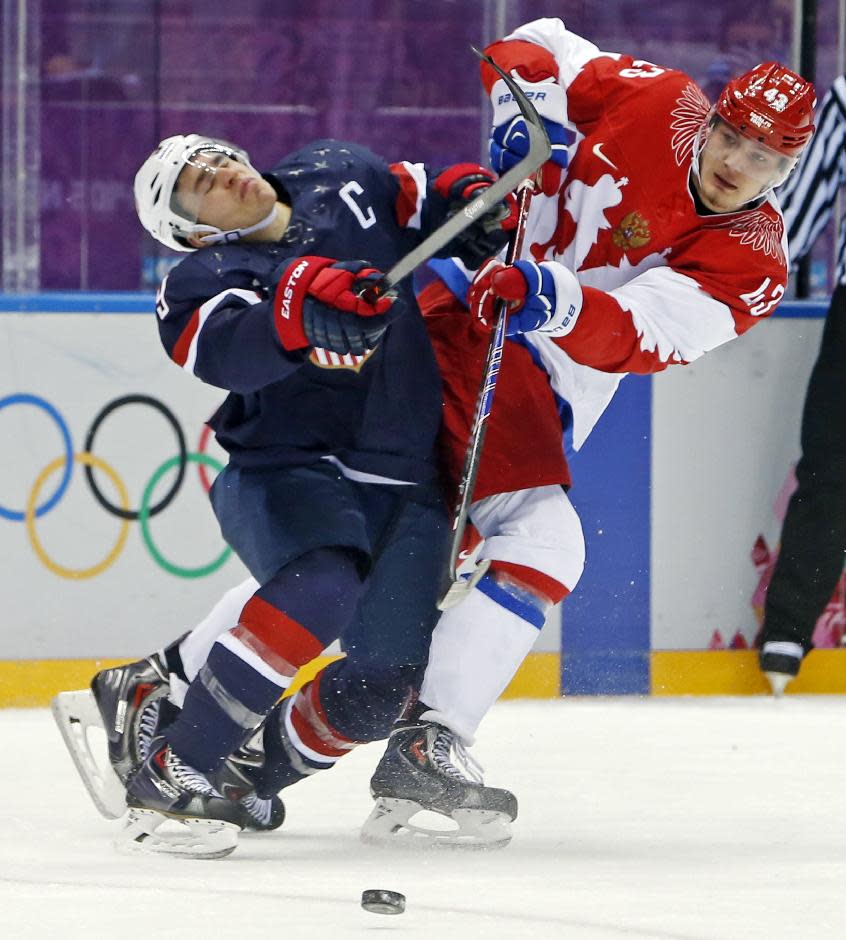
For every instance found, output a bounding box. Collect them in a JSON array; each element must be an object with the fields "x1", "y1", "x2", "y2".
[{"x1": 592, "y1": 142, "x2": 619, "y2": 171}]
